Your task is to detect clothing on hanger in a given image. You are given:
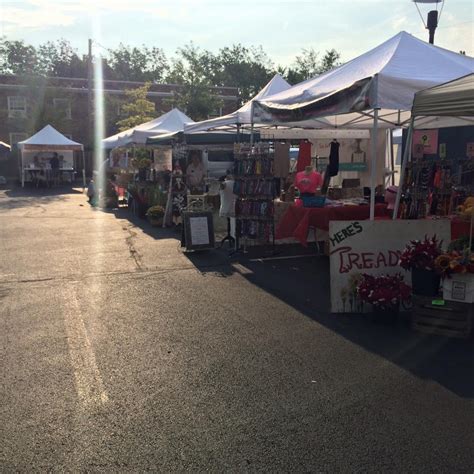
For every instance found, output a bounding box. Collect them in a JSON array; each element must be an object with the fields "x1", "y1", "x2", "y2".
[
  {"x1": 296, "y1": 140, "x2": 311, "y2": 172},
  {"x1": 328, "y1": 139, "x2": 340, "y2": 177},
  {"x1": 274, "y1": 141, "x2": 290, "y2": 178}
]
